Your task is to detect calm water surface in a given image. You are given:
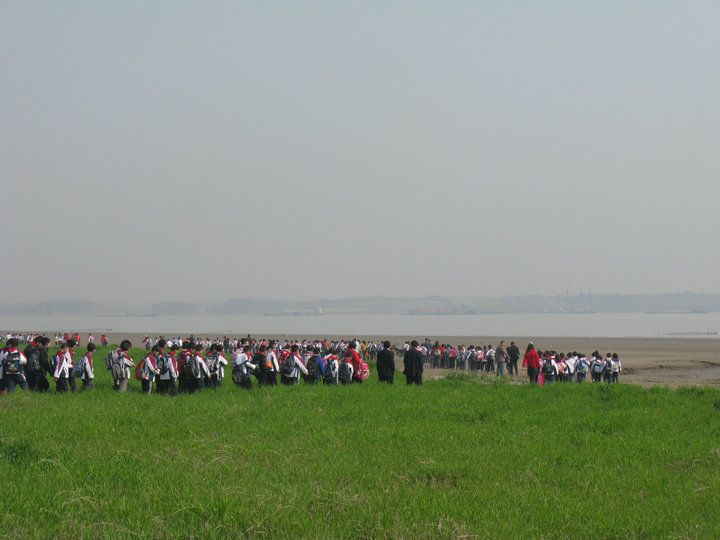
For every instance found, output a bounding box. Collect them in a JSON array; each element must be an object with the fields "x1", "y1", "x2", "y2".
[{"x1": 2, "y1": 313, "x2": 719, "y2": 338}]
